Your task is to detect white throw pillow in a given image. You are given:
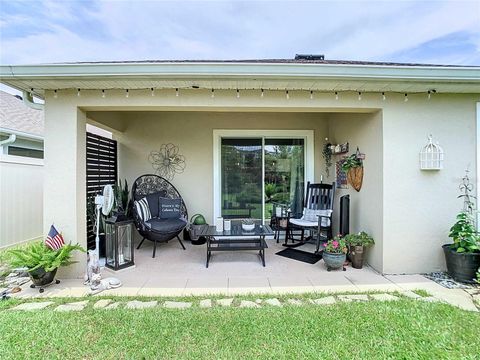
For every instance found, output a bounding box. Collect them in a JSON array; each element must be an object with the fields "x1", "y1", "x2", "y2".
[{"x1": 303, "y1": 208, "x2": 332, "y2": 227}]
